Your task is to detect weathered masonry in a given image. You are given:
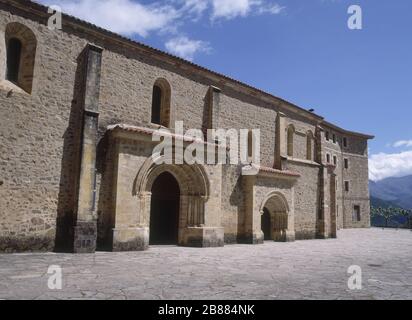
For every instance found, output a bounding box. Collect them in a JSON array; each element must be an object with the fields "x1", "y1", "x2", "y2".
[{"x1": 0, "y1": 0, "x2": 374, "y2": 253}]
